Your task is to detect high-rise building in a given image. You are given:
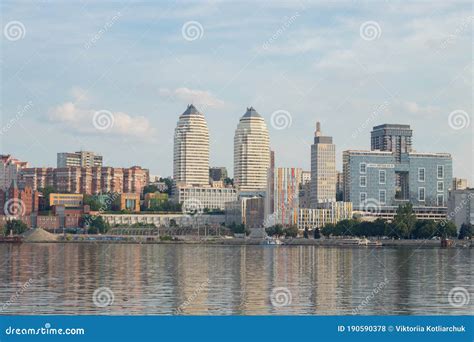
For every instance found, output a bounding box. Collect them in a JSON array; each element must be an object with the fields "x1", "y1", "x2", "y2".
[
  {"x1": 0, "y1": 155, "x2": 28, "y2": 191},
  {"x1": 209, "y1": 167, "x2": 228, "y2": 182},
  {"x1": 370, "y1": 124, "x2": 412, "y2": 162},
  {"x1": 234, "y1": 107, "x2": 270, "y2": 193},
  {"x1": 298, "y1": 171, "x2": 311, "y2": 208},
  {"x1": 267, "y1": 167, "x2": 301, "y2": 227},
  {"x1": 57, "y1": 151, "x2": 103, "y2": 168},
  {"x1": 173, "y1": 105, "x2": 210, "y2": 187},
  {"x1": 448, "y1": 188, "x2": 473, "y2": 230},
  {"x1": 310, "y1": 122, "x2": 336, "y2": 206}
]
